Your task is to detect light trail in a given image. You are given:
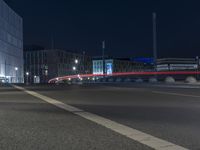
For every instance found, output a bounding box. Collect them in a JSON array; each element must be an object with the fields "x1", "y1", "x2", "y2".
[{"x1": 48, "y1": 71, "x2": 200, "y2": 83}]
